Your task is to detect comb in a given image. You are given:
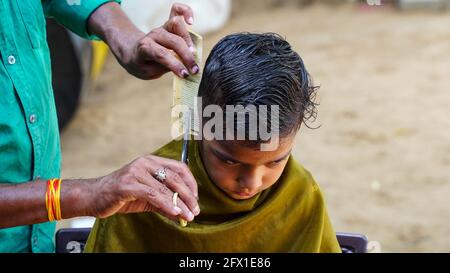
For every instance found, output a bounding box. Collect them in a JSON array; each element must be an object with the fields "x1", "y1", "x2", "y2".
[{"x1": 172, "y1": 29, "x2": 203, "y2": 139}]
